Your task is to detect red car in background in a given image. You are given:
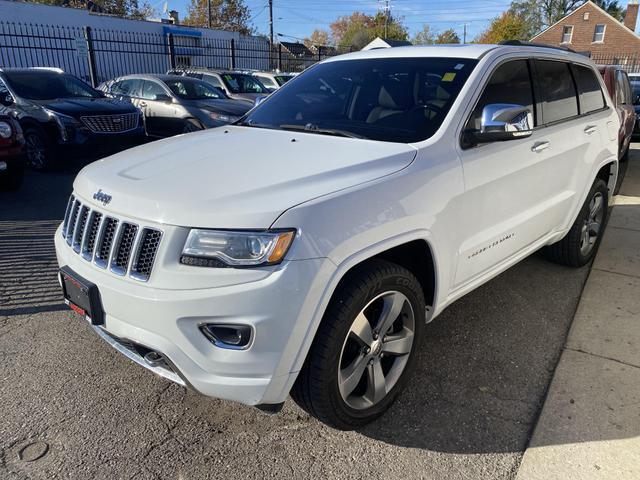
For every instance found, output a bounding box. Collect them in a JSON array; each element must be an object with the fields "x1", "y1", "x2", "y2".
[
  {"x1": 0, "y1": 115, "x2": 25, "y2": 191},
  {"x1": 598, "y1": 65, "x2": 636, "y2": 194}
]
